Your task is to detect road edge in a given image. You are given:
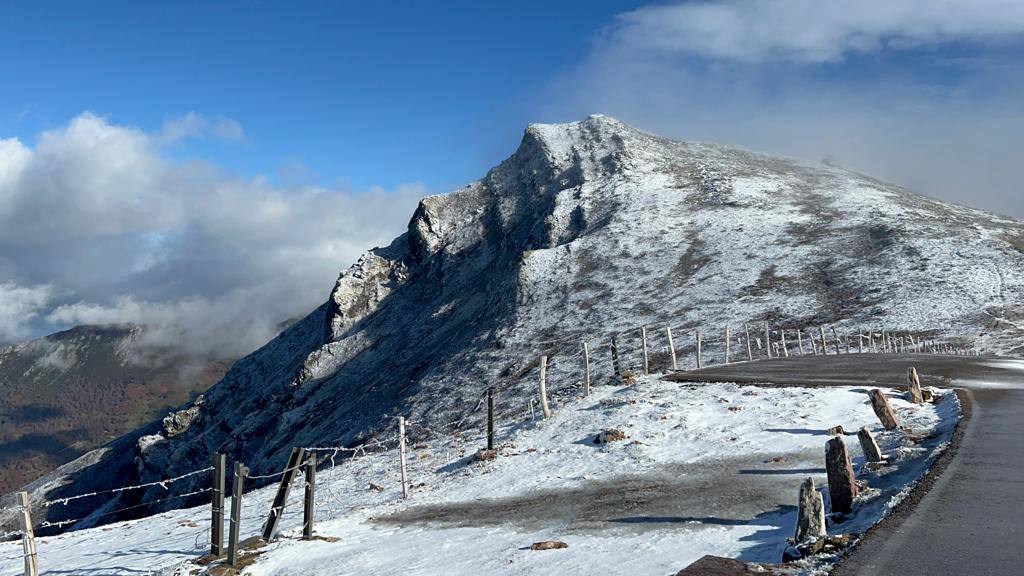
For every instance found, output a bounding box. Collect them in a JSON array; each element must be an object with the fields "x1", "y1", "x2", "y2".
[{"x1": 829, "y1": 388, "x2": 972, "y2": 575}]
